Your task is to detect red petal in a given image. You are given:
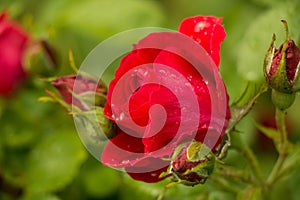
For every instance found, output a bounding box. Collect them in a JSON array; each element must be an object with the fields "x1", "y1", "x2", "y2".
[
  {"x1": 130, "y1": 84, "x2": 181, "y2": 153},
  {"x1": 104, "y1": 48, "x2": 160, "y2": 119},
  {"x1": 178, "y1": 16, "x2": 226, "y2": 66},
  {"x1": 125, "y1": 158, "x2": 171, "y2": 183},
  {"x1": 101, "y1": 129, "x2": 145, "y2": 168}
]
